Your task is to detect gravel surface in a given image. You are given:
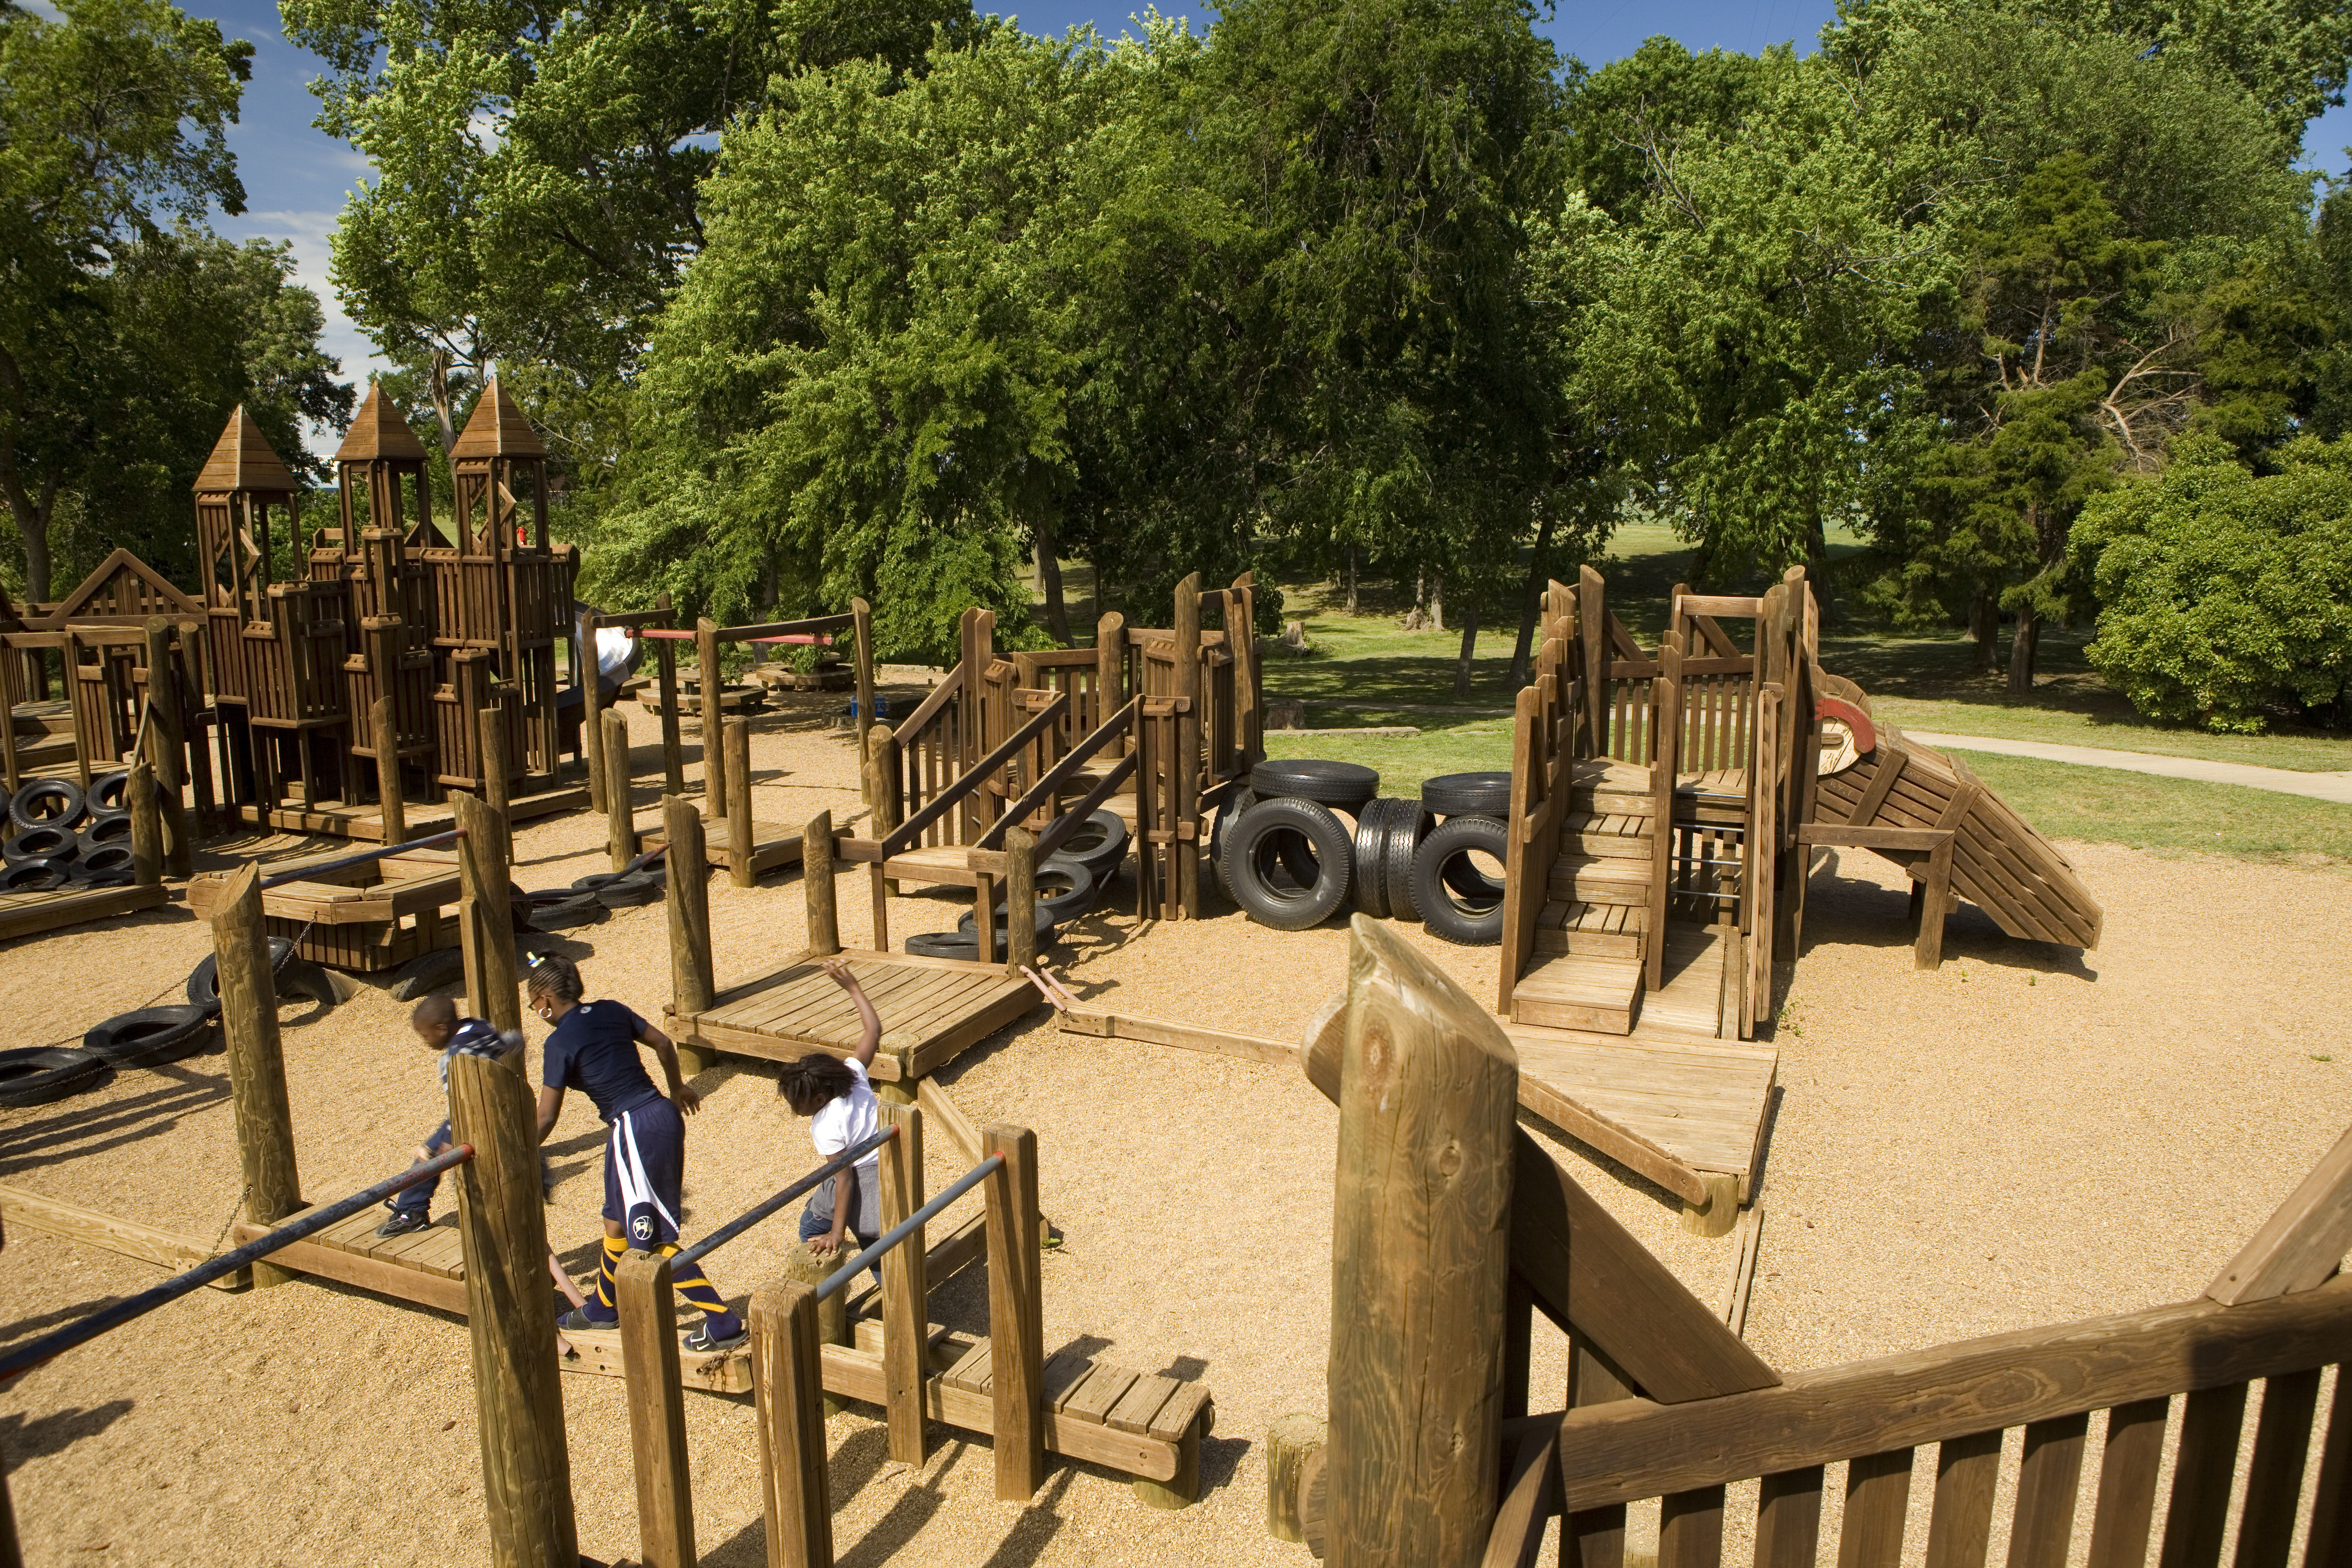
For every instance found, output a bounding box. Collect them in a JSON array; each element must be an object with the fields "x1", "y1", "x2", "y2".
[{"x1": 0, "y1": 703, "x2": 2346, "y2": 1566}]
